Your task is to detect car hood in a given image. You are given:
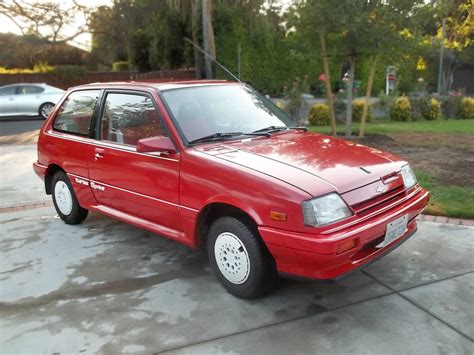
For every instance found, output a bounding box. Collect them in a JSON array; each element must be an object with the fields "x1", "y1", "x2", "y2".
[{"x1": 197, "y1": 131, "x2": 404, "y2": 196}]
